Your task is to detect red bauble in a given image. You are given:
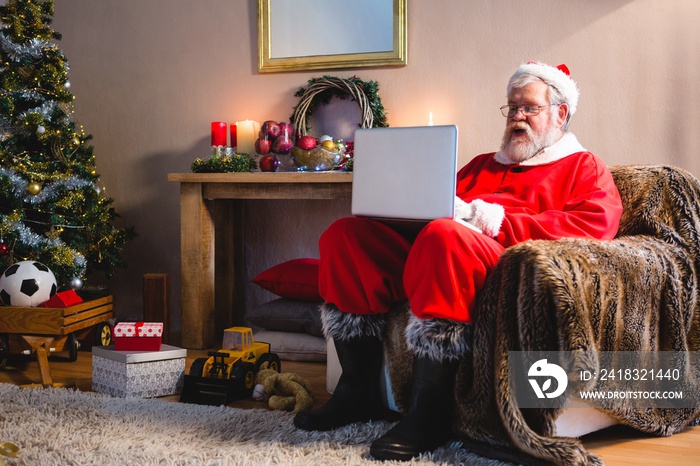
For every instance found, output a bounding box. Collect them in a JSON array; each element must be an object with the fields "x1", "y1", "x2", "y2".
[
  {"x1": 0, "y1": 242, "x2": 8, "y2": 256},
  {"x1": 296, "y1": 135, "x2": 318, "y2": 150}
]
